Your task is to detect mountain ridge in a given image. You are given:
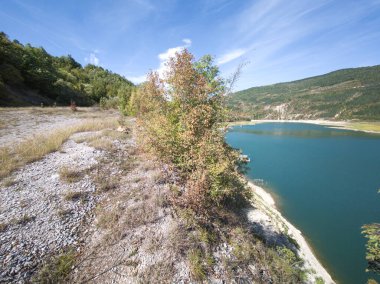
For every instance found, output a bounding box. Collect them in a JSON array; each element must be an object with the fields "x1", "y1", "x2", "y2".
[{"x1": 228, "y1": 65, "x2": 380, "y2": 121}]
